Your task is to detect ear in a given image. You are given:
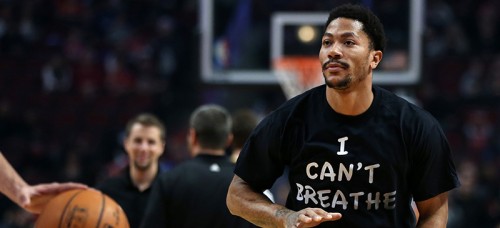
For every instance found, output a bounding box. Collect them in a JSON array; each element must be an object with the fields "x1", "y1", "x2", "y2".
[
  {"x1": 187, "y1": 128, "x2": 197, "y2": 157},
  {"x1": 226, "y1": 133, "x2": 234, "y2": 148},
  {"x1": 160, "y1": 141, "x2": 166, "y2": 155},
  {"x1": 122, "y1": 137, "x2": 129, "y2": 152},
  {"x1": 370, "y1": 50, "x2": 383, "y2": 69},
  {"x1": 187, "y1": 128, "x2": 197, "y2": 145}
]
